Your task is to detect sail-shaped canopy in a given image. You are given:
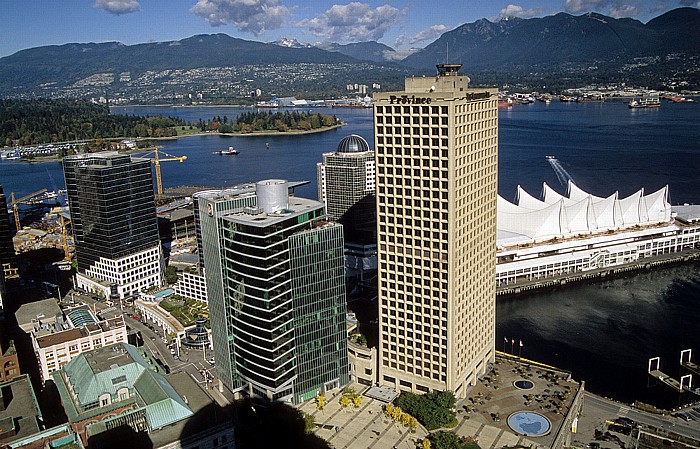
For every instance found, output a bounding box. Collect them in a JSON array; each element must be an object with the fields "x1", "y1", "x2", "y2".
[{"x1": 498, "y1": 183, "x2": 672, "y2": 245}]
